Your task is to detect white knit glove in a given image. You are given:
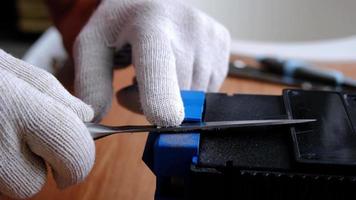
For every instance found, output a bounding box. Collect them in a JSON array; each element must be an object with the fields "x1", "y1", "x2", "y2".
[
  {"x1": 0, "y1": 50, "x2": 95, "y2": 199},
  {"x1": 74, "y1": 0, "x2": 231, "y2": 126}
]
